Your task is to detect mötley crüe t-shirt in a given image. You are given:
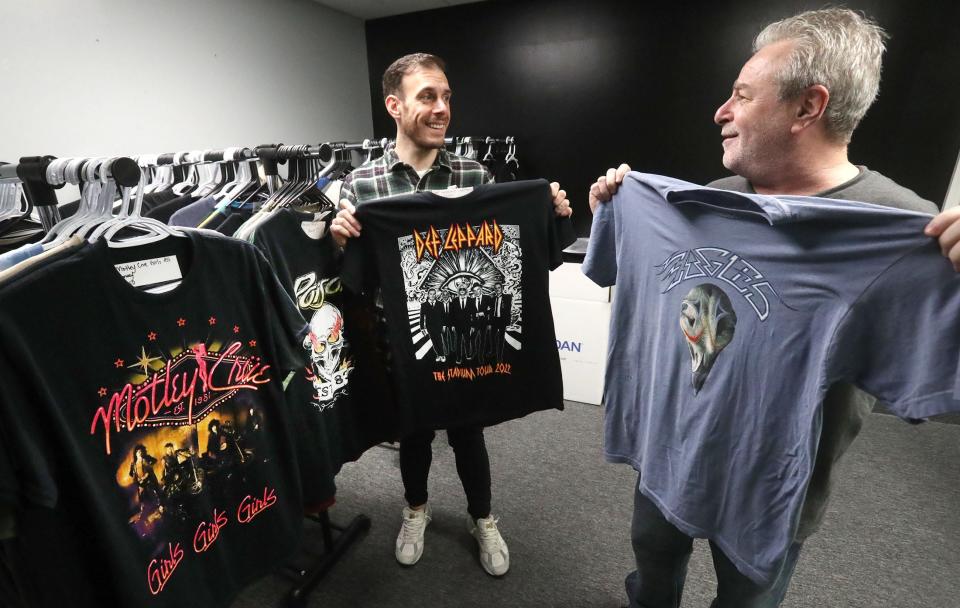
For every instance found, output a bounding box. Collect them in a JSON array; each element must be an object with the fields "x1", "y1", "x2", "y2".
[
  {"x1": 0, "y1": 231, "x2": 309, "y2": 607},
  {"x1": 583, "y1": 172, "x2": 960, "y2": 584},
  {"x1": 341, "y1": 179, "x2": 573, "y2": 432}
]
